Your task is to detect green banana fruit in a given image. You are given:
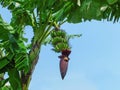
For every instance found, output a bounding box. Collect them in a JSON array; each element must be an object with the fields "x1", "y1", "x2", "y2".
[{"x1": 50, "y1": 29, "x2": 71, "y2": 52}]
